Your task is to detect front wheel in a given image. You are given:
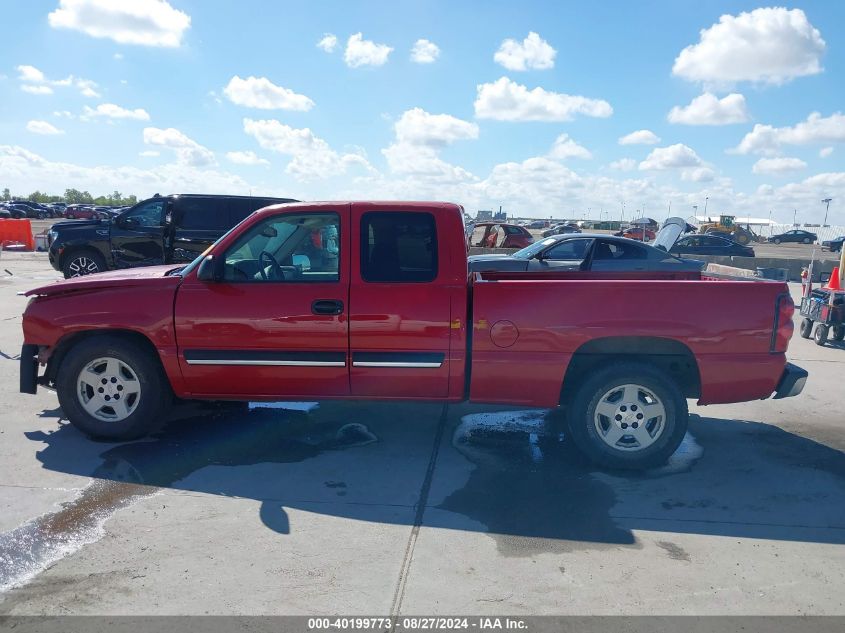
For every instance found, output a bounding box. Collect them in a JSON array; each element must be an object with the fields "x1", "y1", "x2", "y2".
[
  {"x1": 803, "y1": 238, "x2": 811, "y2": 244},
  {"x1": 63, "y1": 250, "x2": 106, "y2": 278},
  {"x1": 566, "y1": 362, "x2": 688, "y2": 469},
  {"x1": 800, "y1": 318, "x2": 813, "y2": 339},
  {"x1": 814, "y1": 325, "x2": 829, "y2": 346},
  {"x1": 832, "y1": 326, "x2": 845, "y2": 342},
  {"x1": 56, "y1": 336, "x2": 171, "y2": 440},
  {"x1": 773, "y1": 238, "x2": 781, "y2": 244}
]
